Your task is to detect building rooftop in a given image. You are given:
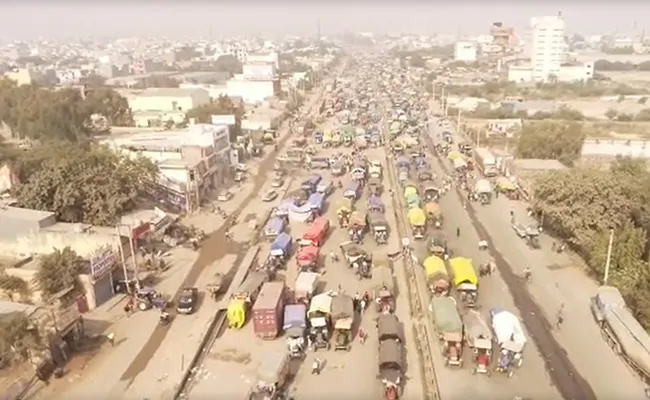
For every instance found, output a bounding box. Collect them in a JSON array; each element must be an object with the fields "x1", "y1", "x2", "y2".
[
  {"x1": 0, "y1": 206, "x2": 54, "y2": 222},
  {"x1": 102, "y1": 123, "x2": 228, "y2": 152},
  {"x1": 139, "y1": 87, "x2": 205, "y2": 98},
  {"x1": 513, "y1": 158, "x2": 567, "y2": 172},
  {"x1": 0, "y1": 300, "x2": 37, "y2": 317}
]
